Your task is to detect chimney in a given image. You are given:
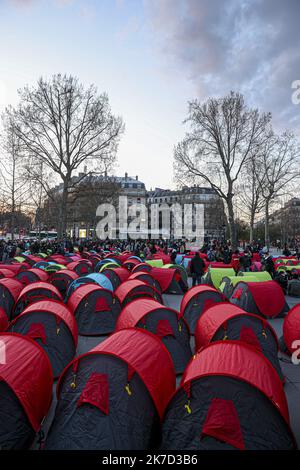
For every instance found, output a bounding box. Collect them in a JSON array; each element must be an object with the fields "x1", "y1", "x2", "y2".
[
  {"x1": 125, "y1": 172, "x2": 128, "y2": 180},
  {"x1": 136, "y1": 175, "x2": 138, "y2": 181}
]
